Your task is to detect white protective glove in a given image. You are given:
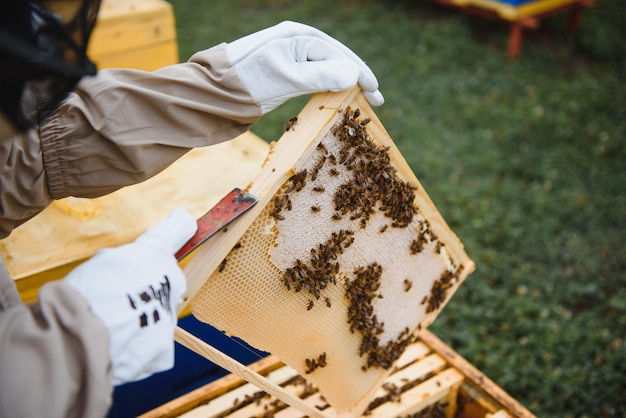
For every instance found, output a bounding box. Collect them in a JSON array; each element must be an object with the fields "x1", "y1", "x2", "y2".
[
  {"x1": 226, "y1": 20, "x2": 384, "y2": 115},
  {"x1": 64, "y1": 207, "x2": 197, "y2": 386}
]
